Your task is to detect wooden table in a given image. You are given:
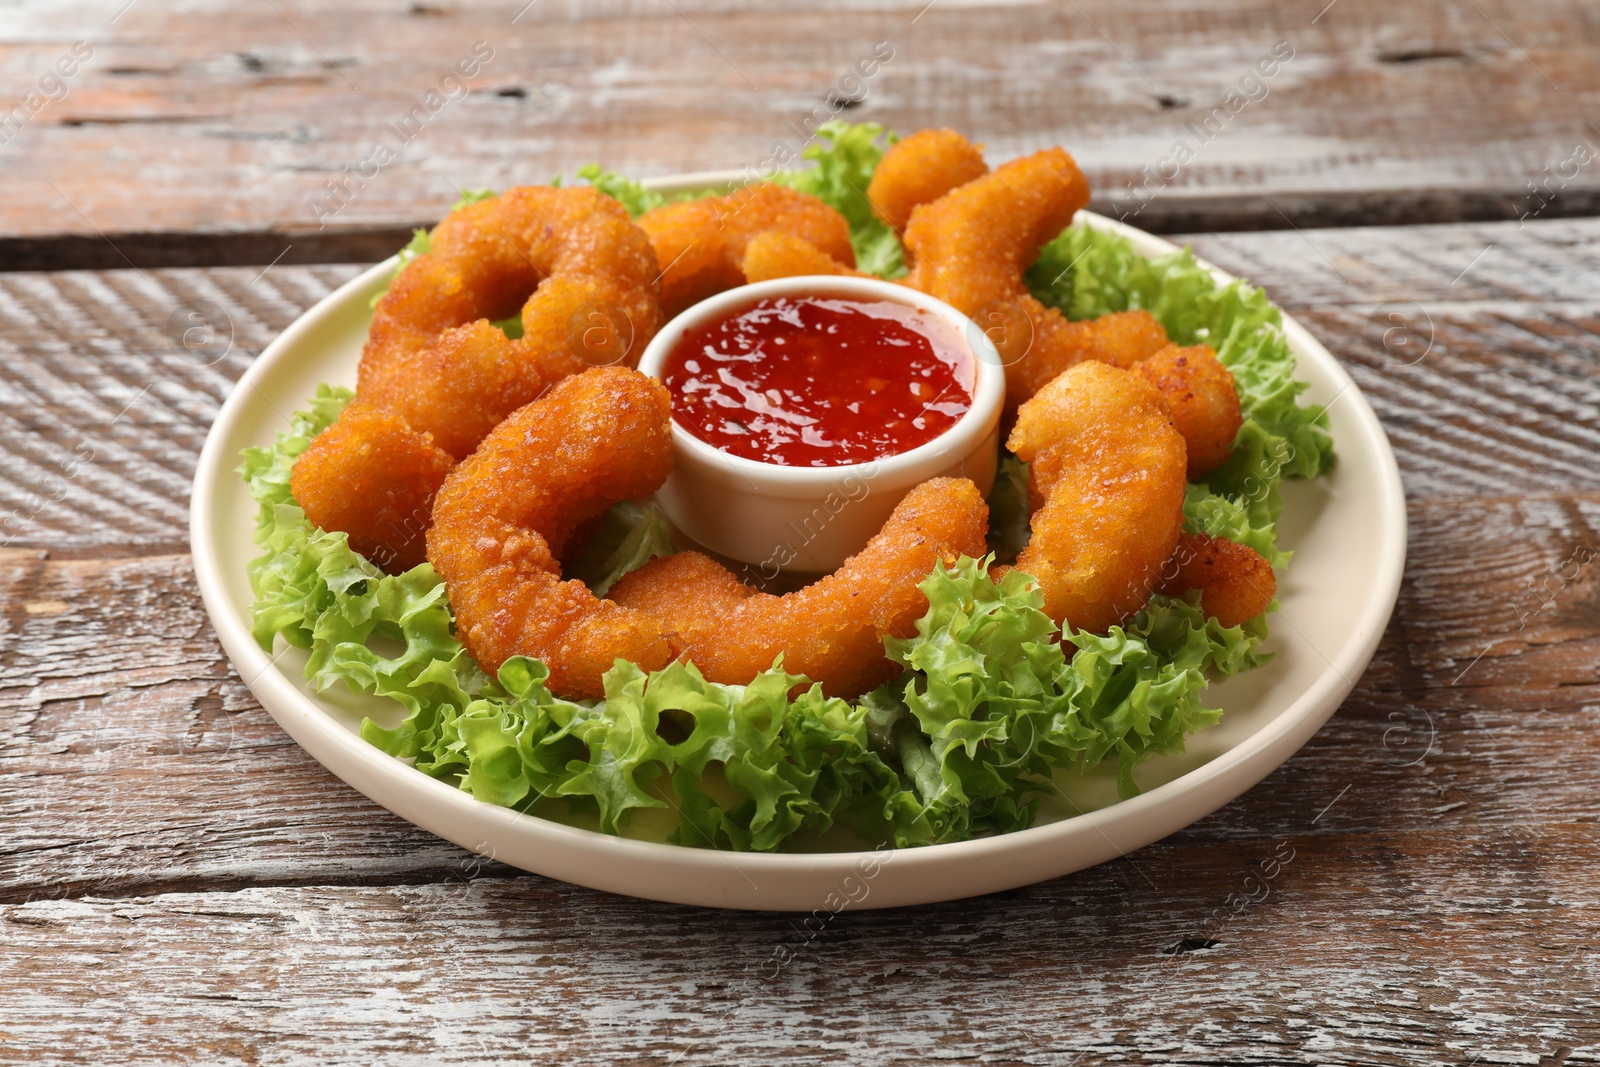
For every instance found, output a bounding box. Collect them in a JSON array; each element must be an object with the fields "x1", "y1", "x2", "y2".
[{"x1": 3, "y1": 2, "x2": 1598, "y2": 1063}]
